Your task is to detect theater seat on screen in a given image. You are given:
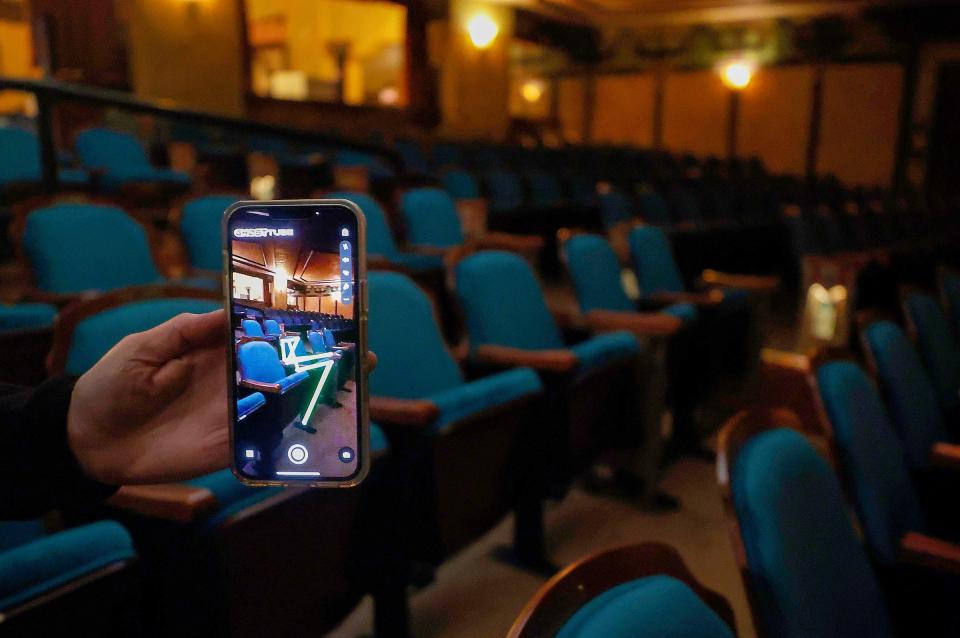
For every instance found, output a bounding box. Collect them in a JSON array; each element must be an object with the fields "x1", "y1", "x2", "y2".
[
  {"x1": 0, "y1": 520, "x2": 138, "y2": 635},
  {"x1": 20, "y1": 203, "x2": 218, "y2": 297},
  {"x1": 508, "y1": 544, "x2": 735, "y2": 638},
  {"x1": 719, "y1": 419, "x2": 895, "y2": 637},
  {"x1": 74, "y1": 127, "x2": 191, "y2": 194},
  {"x1": 367, "y1": 270, "x2": 545, "y2": 564},
  {"x1": 454, "y1": 251, "x2": 651, "y2": 498}
]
